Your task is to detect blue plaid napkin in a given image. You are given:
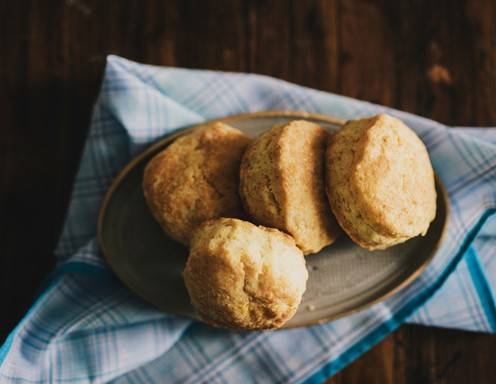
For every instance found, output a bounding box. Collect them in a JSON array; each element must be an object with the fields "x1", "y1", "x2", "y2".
[{"x1": 1, "y1": 56, "x2": 495, "y2": 384}]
